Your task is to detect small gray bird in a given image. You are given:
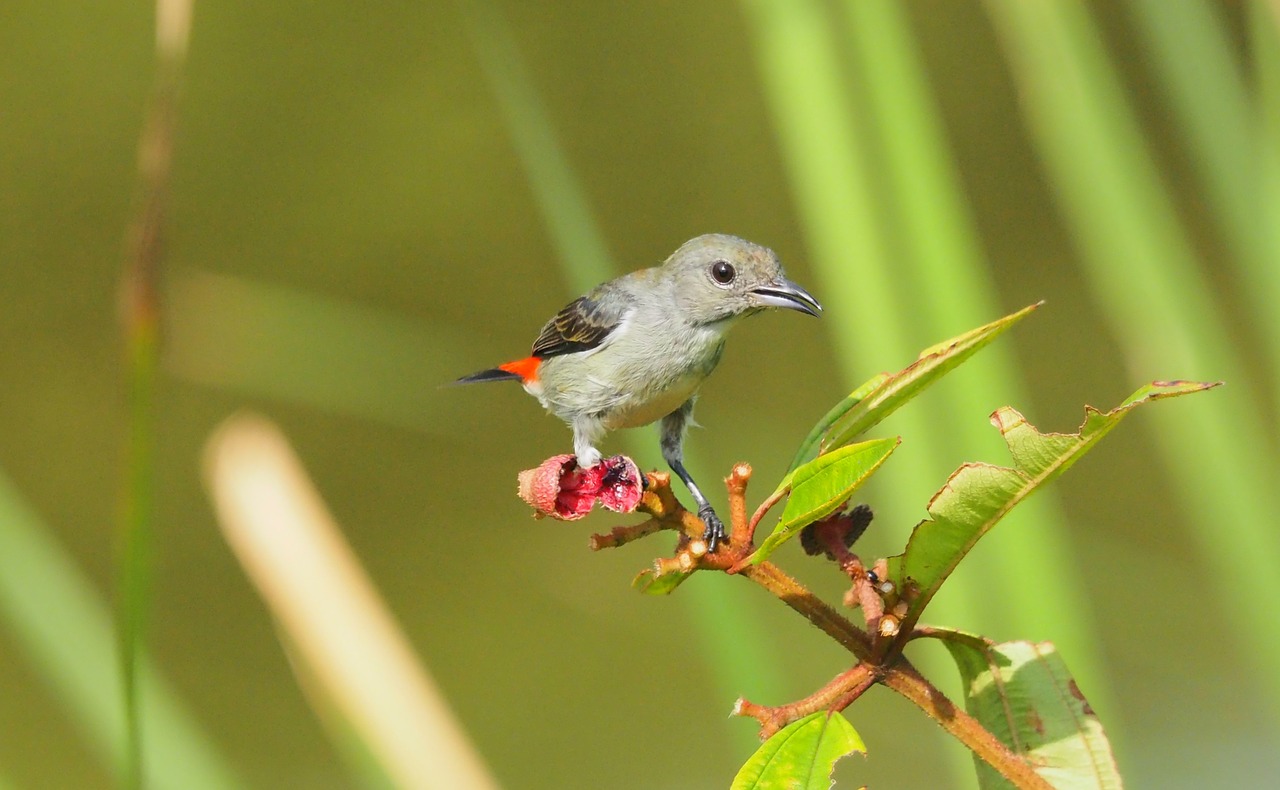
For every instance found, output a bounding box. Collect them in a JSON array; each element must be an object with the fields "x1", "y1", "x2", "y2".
[{"x1": 457, "y1": 233, "x2": 822, "y2": 550}]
